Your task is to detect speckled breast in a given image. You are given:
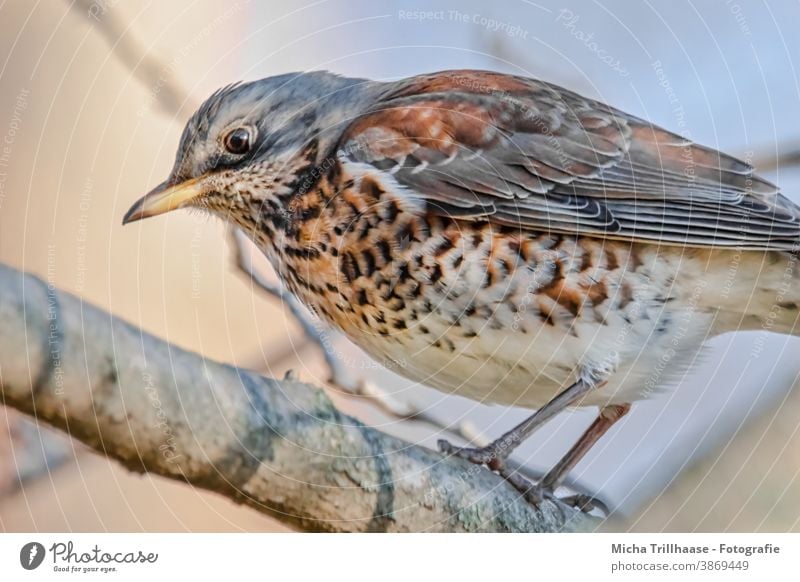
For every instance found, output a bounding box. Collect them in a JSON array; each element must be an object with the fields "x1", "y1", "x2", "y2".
[{"x1": 266, "y1": 174, "x2": 705, "y2": 408}]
